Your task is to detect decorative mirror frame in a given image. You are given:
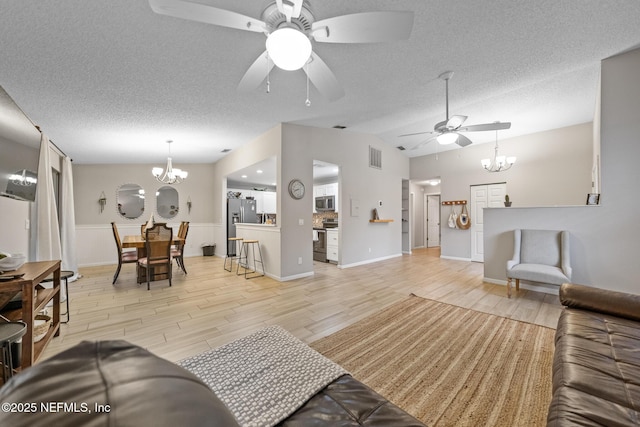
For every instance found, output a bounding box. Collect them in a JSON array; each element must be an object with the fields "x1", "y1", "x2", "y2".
[
  {"x1": 156, "y1": 185, "x2": 179, "y2": 220},
  {"x1": 116, "y1": 183, "x2": 145, "y2": 220}
]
